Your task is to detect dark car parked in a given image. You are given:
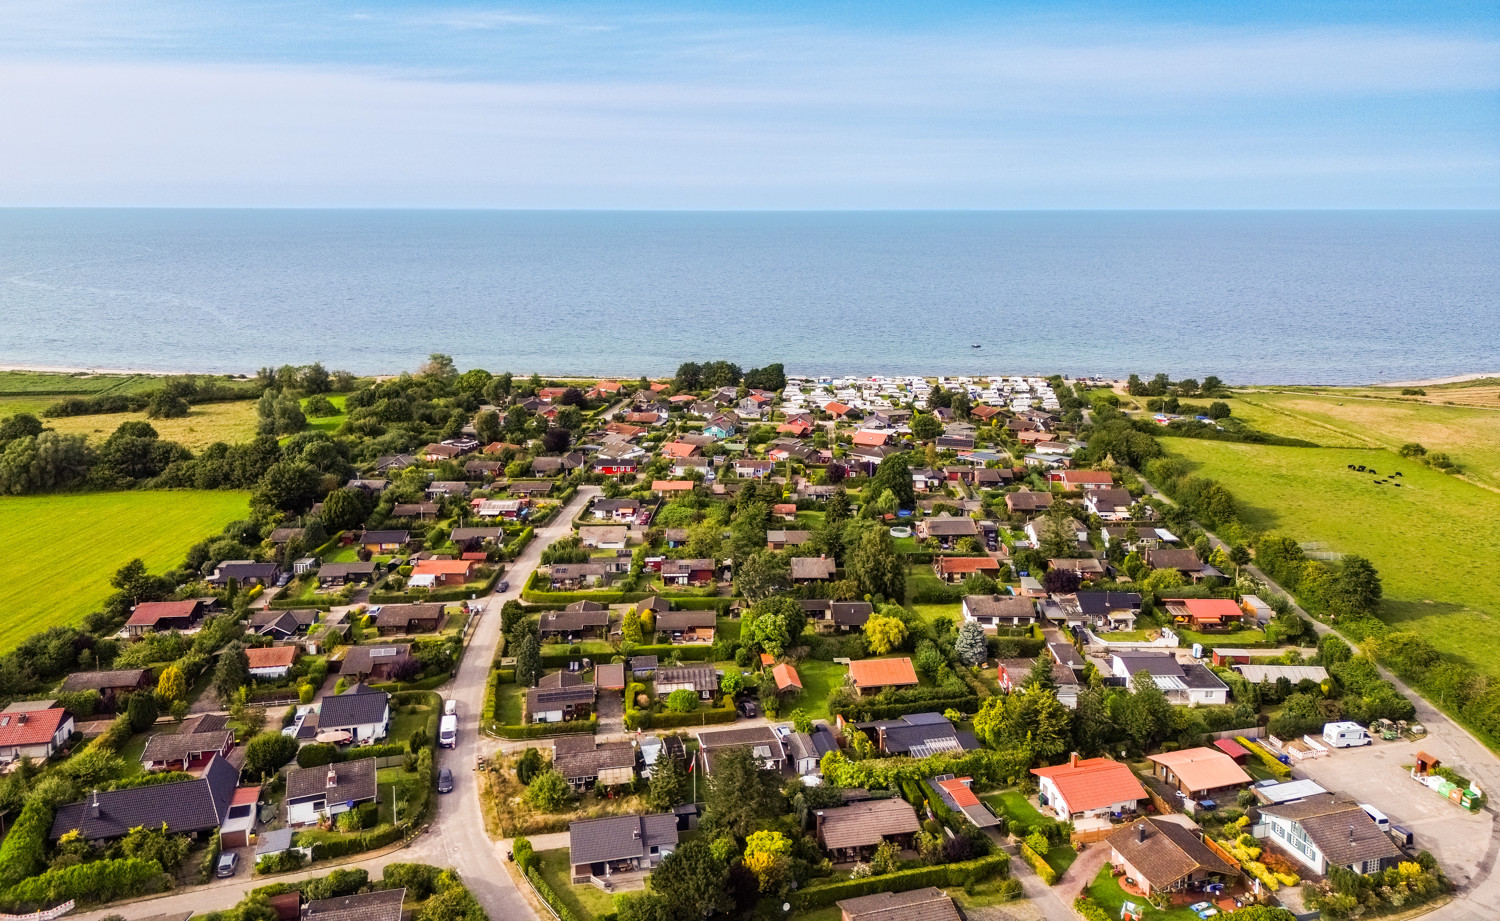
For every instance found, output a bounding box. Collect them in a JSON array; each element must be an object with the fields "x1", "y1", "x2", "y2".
[{"x1": 437, "y1": 767, "x2": 454, "y2": 793}]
